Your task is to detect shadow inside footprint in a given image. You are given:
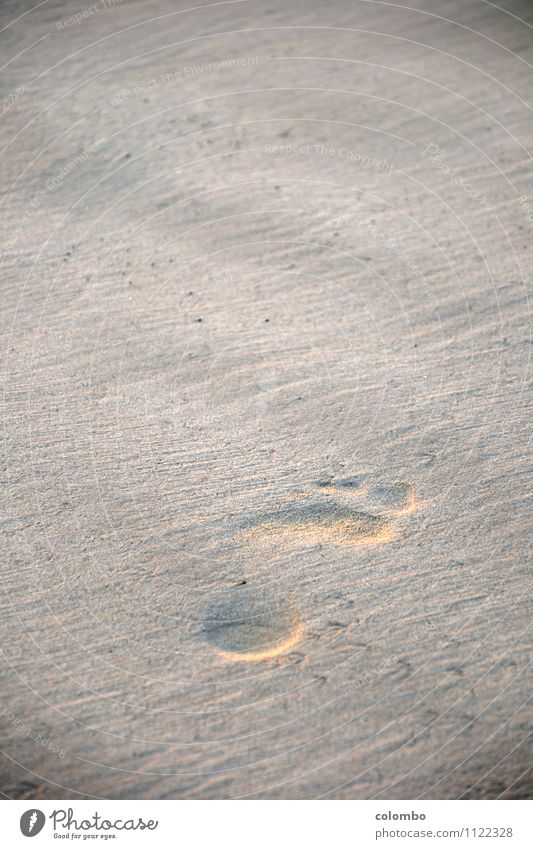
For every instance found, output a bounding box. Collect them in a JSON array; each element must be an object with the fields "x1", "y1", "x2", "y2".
[
  {"x1": 239, "y1": 501, "x2": 393, "y2": 546},
  {"x1": 366, "y1": 482, "x2": 416, "y2": 513},
  {"x1": 204, "y1": 587, "x2": 302, "y2": 661}
]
